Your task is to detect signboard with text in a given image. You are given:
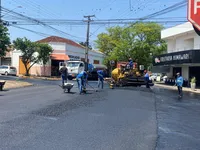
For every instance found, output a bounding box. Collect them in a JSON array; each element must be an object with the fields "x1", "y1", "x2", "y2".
[{"x1": 153, "y1": 50, "x2": 194, "y2": 66}]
